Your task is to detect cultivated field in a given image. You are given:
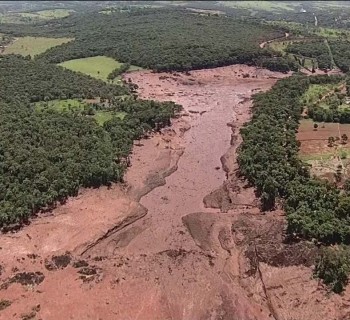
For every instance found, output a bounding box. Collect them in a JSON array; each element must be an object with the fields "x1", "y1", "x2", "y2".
[
  {"x1": 3, "y1": 36, "x2": 72, "y2": 57},
  {"x1": 298, "y1": 119, "x2": 350, "y2": 182}
]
